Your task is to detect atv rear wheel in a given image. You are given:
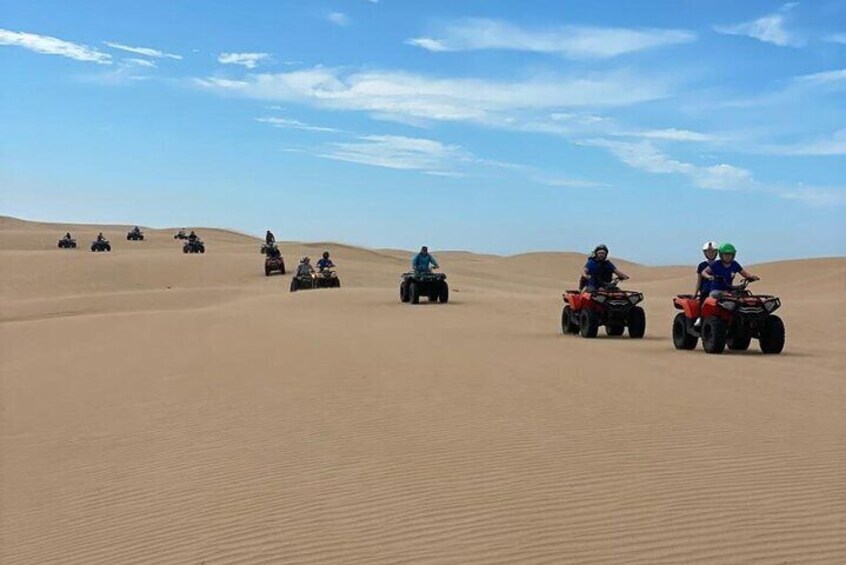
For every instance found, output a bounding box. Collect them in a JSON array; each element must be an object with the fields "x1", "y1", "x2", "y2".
[
  {"x1": 410, "y1": 281, "x2": 420, "y2": 304},
  {"x1": 628, "y1": 306, "x2": 646, "y2": 338},
  {"x1": 702, "y1": 317, "x2": 727, "y2": 354},
  {"x1": 606, "y1": 324, "x2": 625, "y2": 336},
  {"x1": 438, "y1": 282, "x2": 449, "y2": 303},
  {"x1": 562, "y1": 306, "x2": 579, "y2": 334},
  {"x1": 672, "y1": 313, "x2": 698, "y2": 350},
  {"x1": 579, "y1": 309, "x2": 599, "y2": 338},
  {"x1": 727, "y1": 331, "x2": 752, "y2": 351},
  {"x1": 265, "y1": 266, "x2": 272, "y2": 276},
  {"x1": 759, "y1": 315, "x2": 785, "y2": 354}
]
